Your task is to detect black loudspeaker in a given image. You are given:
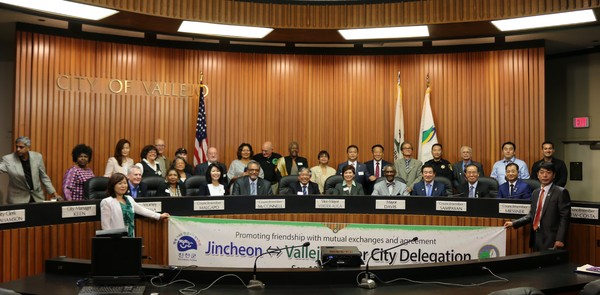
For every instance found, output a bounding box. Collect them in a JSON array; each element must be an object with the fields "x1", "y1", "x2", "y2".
[{"x1": 570, "y1": 162, "x2": 583, "y2": 181}]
